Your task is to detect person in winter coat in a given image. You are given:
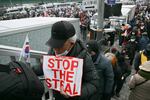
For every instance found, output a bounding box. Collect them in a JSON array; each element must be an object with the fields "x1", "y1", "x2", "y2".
[
  {"x1": 46, "y1": 21, "x2": 99, "y2": 100},
  {"x1": 79, "y1": 11, "x2": 90, "y2": 41},
  {"x1": 86, "y1": 40, "x2": 114, "y2": 100},
  {"x1": 114, "y1": 50, "x2": 131, "y2": 96},
  {"x1": 108, "y1": 48, "x2": 131, "y2": 97},
  {"x1": 124, "y1": 36, "x2": 138, "y2": 65},
  {"x1": 133, "y1": 43, "x2": 150, "y2": 72},
  {"x1": 128, "y1": 61, "x2": 150, "y2": 100},
  {"x1": 138, "y1": 32, "x2": 150, "y2": 51}
]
